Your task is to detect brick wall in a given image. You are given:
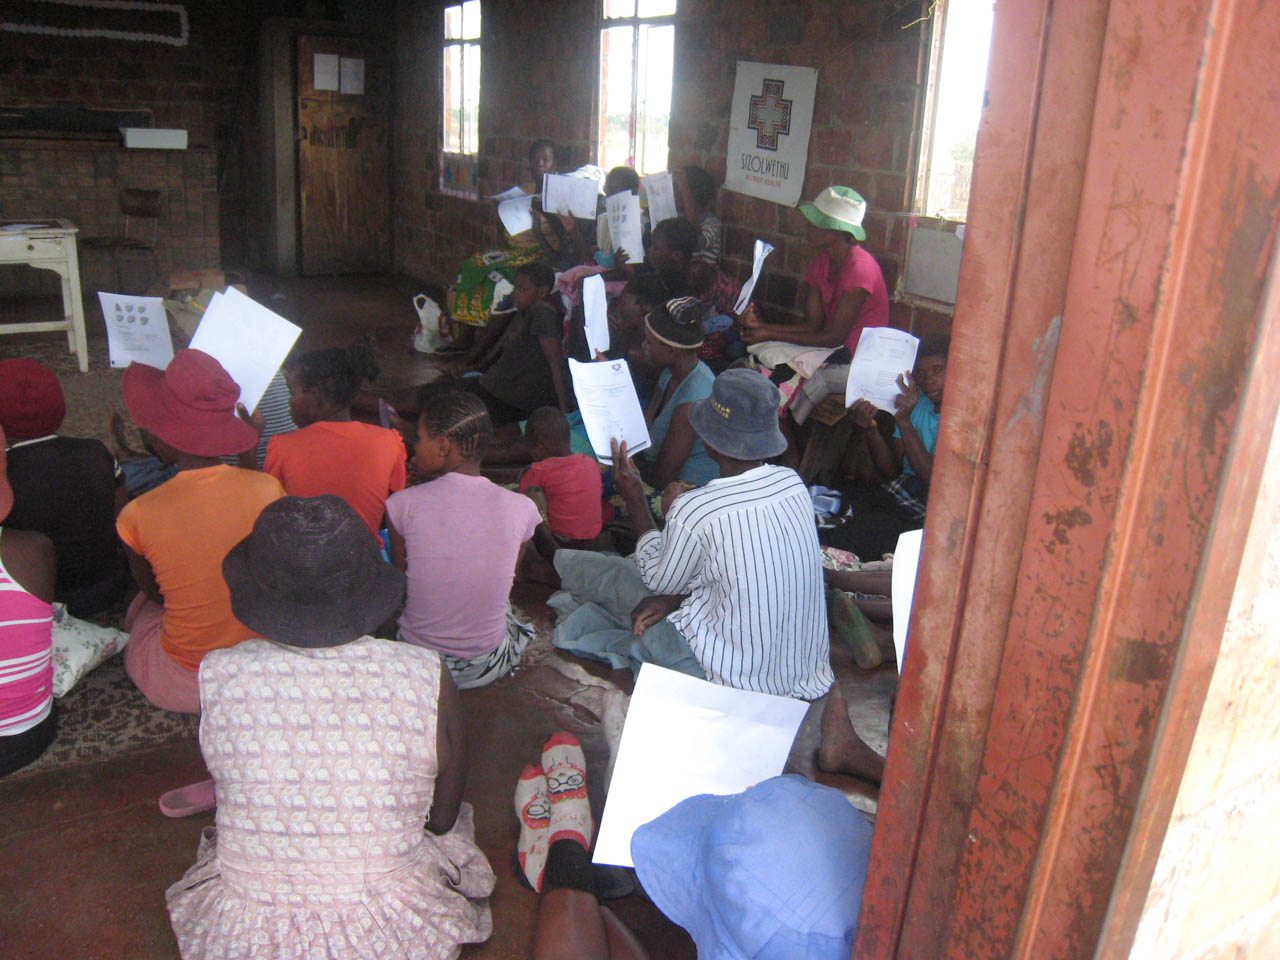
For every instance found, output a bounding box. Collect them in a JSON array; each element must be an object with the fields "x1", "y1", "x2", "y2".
[
  {"x1": 0, "y1": 141, "x2": 219, "y2": 292},
  {"x1": 0, "y1": 1, "x2": 277, "y2": 272},
  {"x1": 393, "y1": 0, "x2": 597, "y2": 287},
  {"x1": 392, "y1": 0, "x2": 951, "y2": 336}
]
